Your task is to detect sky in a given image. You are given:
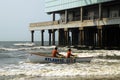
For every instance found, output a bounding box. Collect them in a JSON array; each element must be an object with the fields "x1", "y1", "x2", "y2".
[{"x1": 0, "y1": 0, "x2": 52, "y2": 41}]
